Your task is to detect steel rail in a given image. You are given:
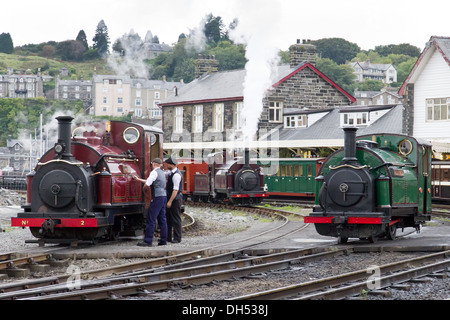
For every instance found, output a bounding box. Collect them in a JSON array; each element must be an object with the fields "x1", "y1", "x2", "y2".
[
  {"x1": 19, "y1": 247, "x2": 351, "y2": 300},
  {"x1": 0, "y1": 205, "x2": 300, "y2": 297},
  {"x1": 230, "y1": 249, "x2": 450, "y2": 300}
]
